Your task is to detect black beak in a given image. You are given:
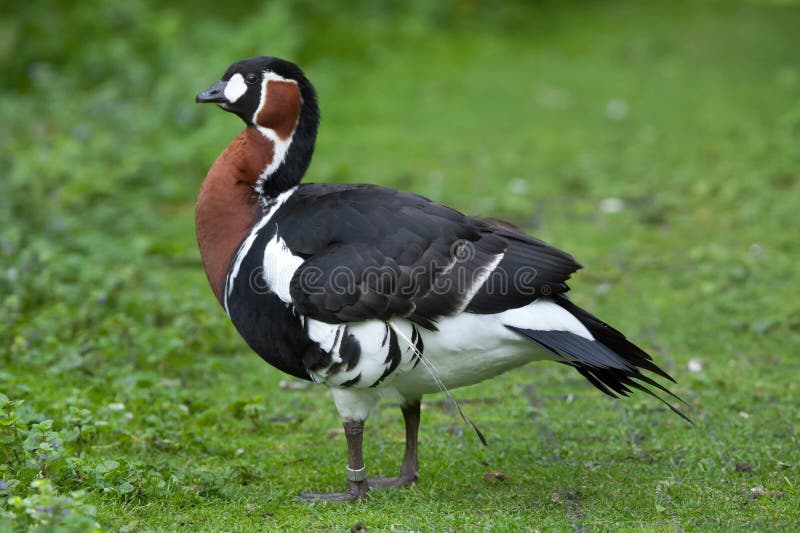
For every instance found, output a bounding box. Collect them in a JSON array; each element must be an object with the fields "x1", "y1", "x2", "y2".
[{"x1": 196, "y1": 80, "x2": 229, "y2": 103}]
